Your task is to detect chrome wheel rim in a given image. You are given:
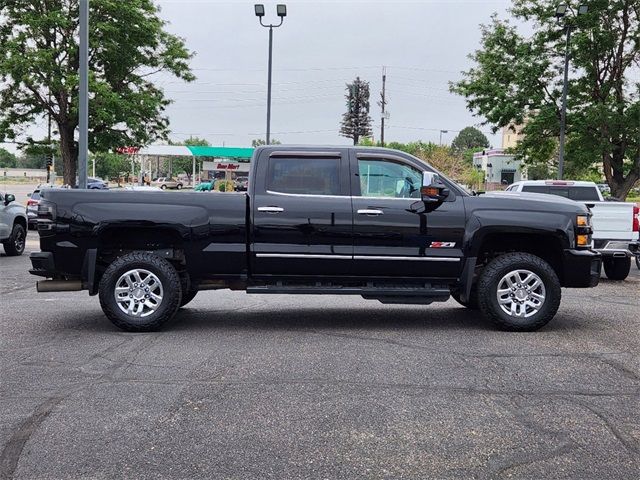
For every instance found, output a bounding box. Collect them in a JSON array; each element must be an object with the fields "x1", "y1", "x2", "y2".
[
  {"x1": 114, "y1": 269, "x2": 163, "y2": 318},
  {"x1": 14, "y1": 229, "x2": 25, "y2": 252},
  {"x1": 497, "y1": 269, "x2": 546, "y2": 318}
]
